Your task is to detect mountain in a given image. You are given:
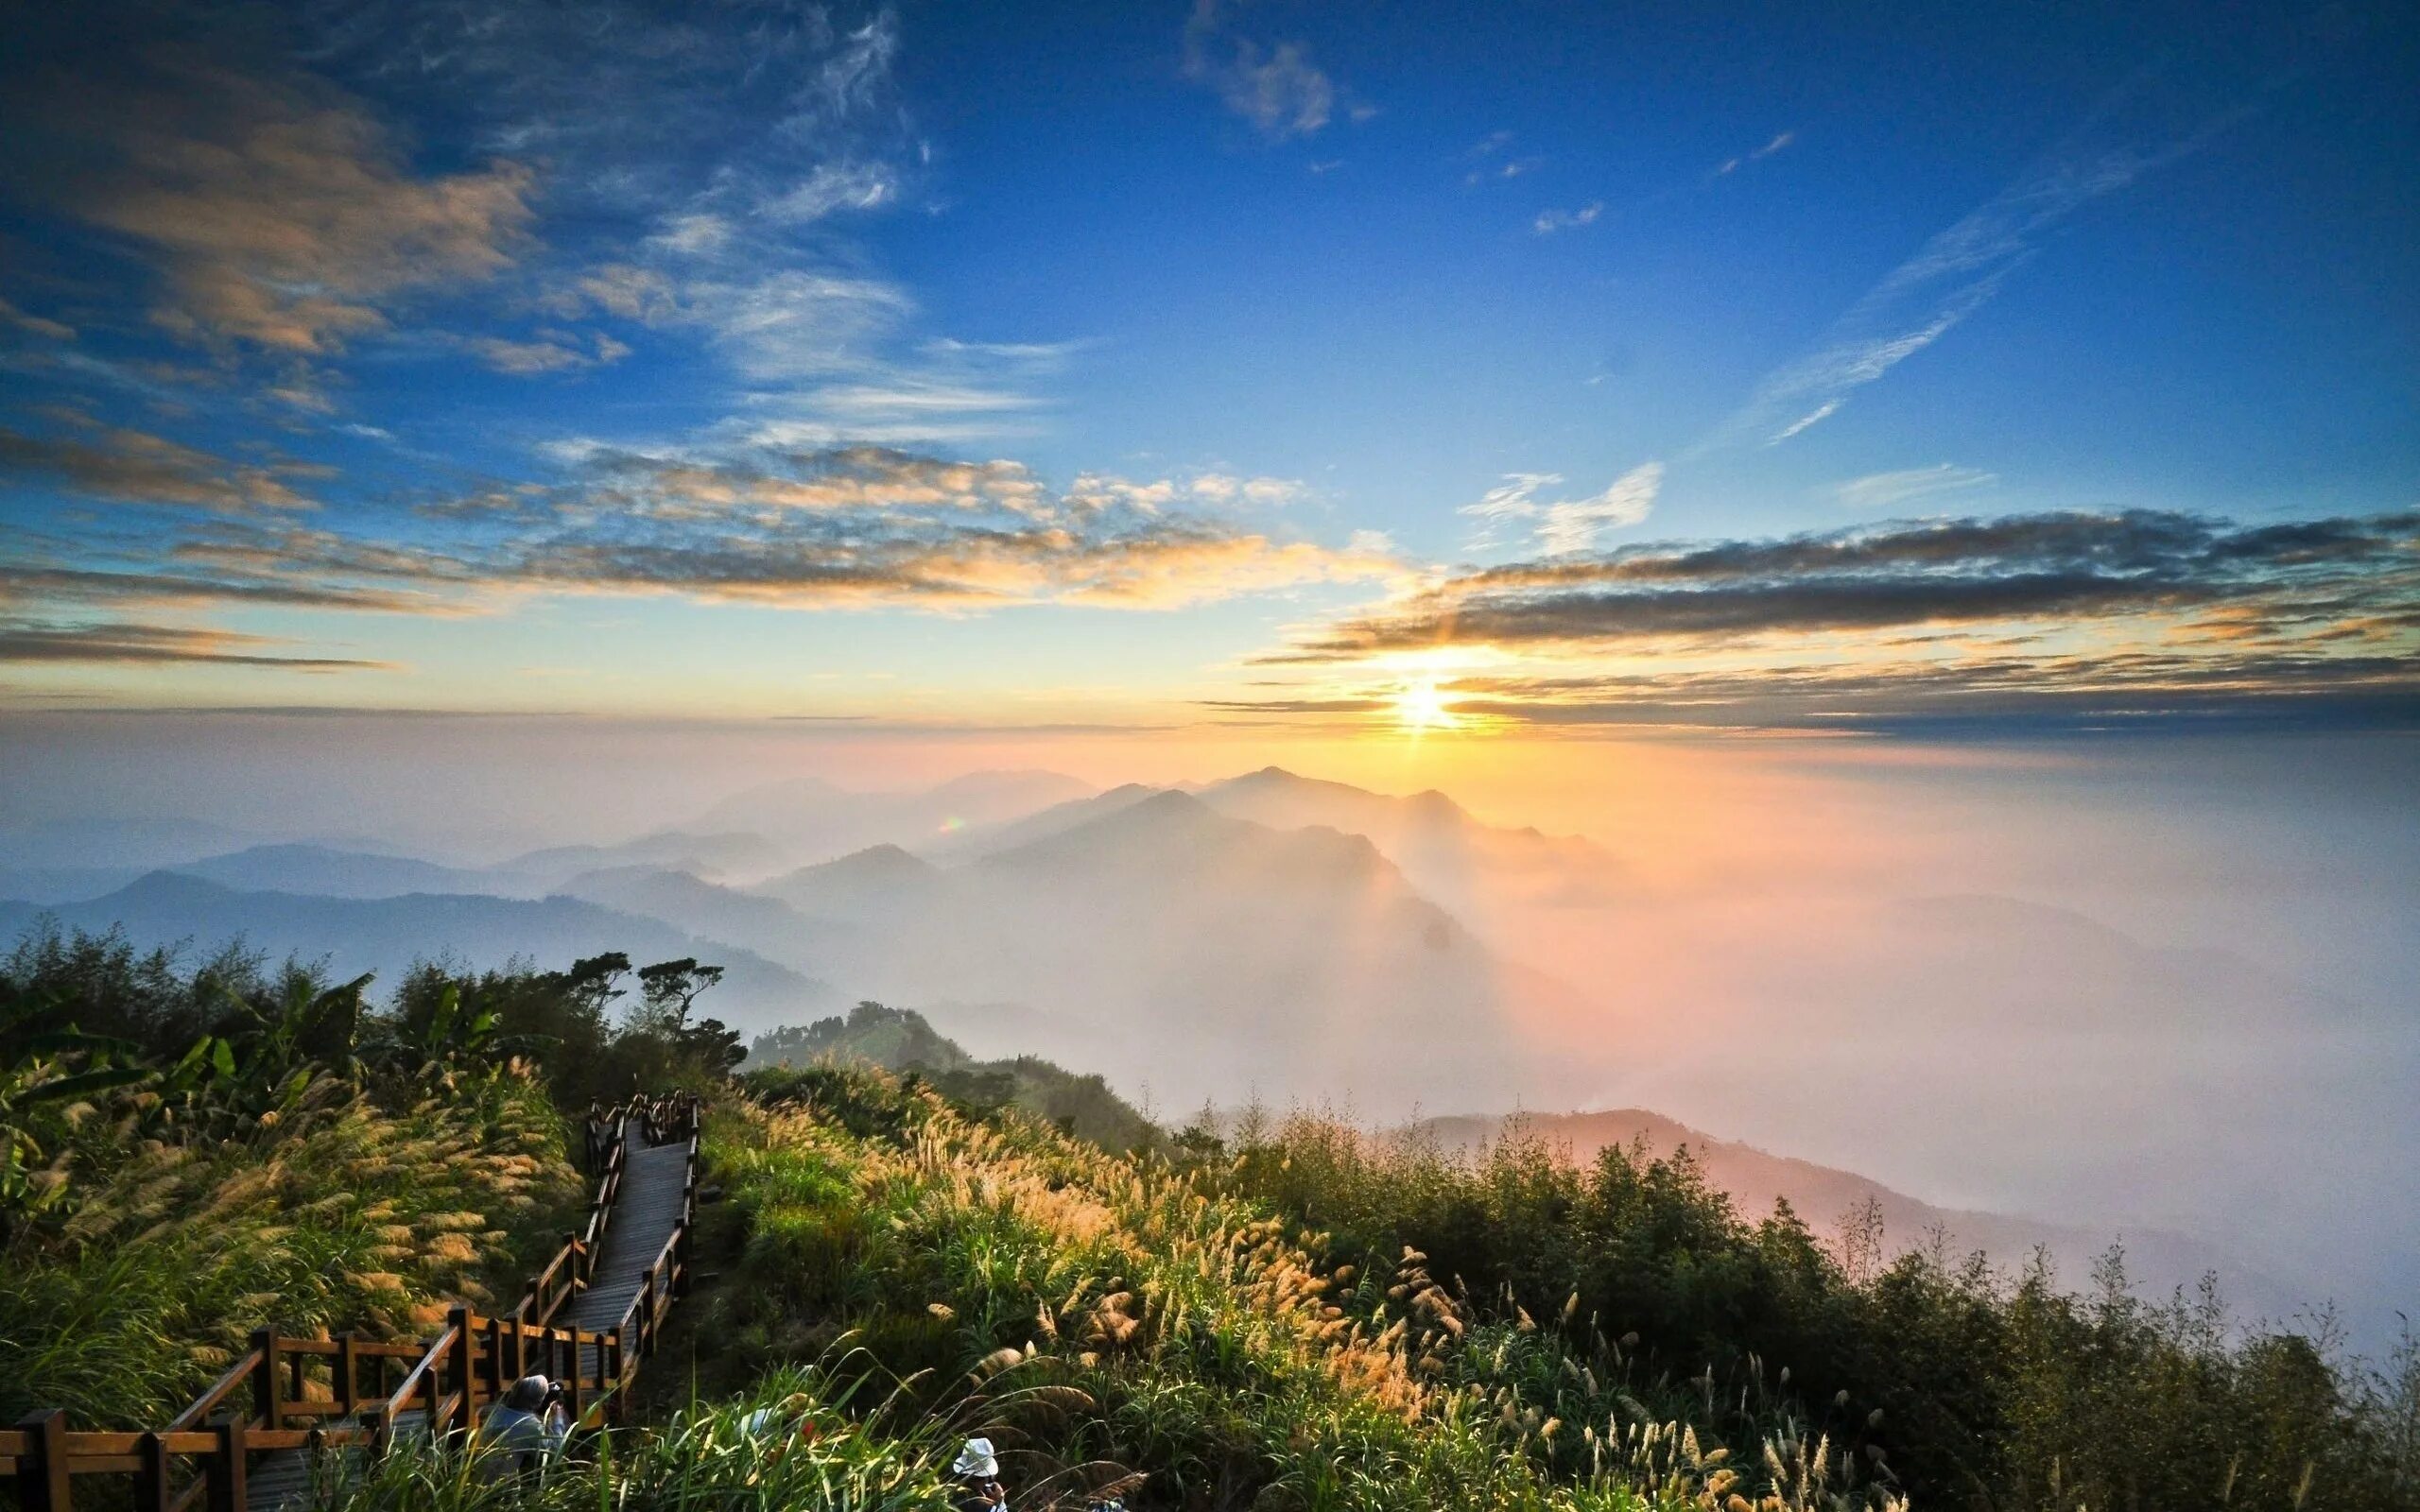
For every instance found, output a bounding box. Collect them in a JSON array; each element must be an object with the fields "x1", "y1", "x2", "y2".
[
  {"x1": 0, "y1": 864, "x2": 147, "y2": 906},
  {"x1": 1409, "y1": 1107, "x2": 2298, "y2": 1322},
  {"x1": 690, "y1": 769, "x2": 1095, "y2": 866},
  {"x1": 497, "y1": 830, "x2": 790, "y2": 888},
  {"x1": 926, "y1": 782, "x2": 1164, "y2": 859},
  {"x1": 747, "y1": 1001, "x2": 1156, "y2": 1151},
  {"x1": 170, "y1": 844, "x2": 526, "y2": 901},
  {"x1": 0, "y1": 872, "x2": 828, "y2": 1024},
  {"x1": 738, "y1": 789, "x2": 1589, "y2": 1115},
  {"x1": 1196, "y1": 767, "x2": 1621, "y2": 917},
  {"x1": 753, "y1": 844, "x2": 946, "y2": 921},
  {"x1": 555, "y1": 865, "x2": 846, "y2": 966},
  {"x1": 943, "y1": 769, "x2": 1621, "y2": 927}
]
